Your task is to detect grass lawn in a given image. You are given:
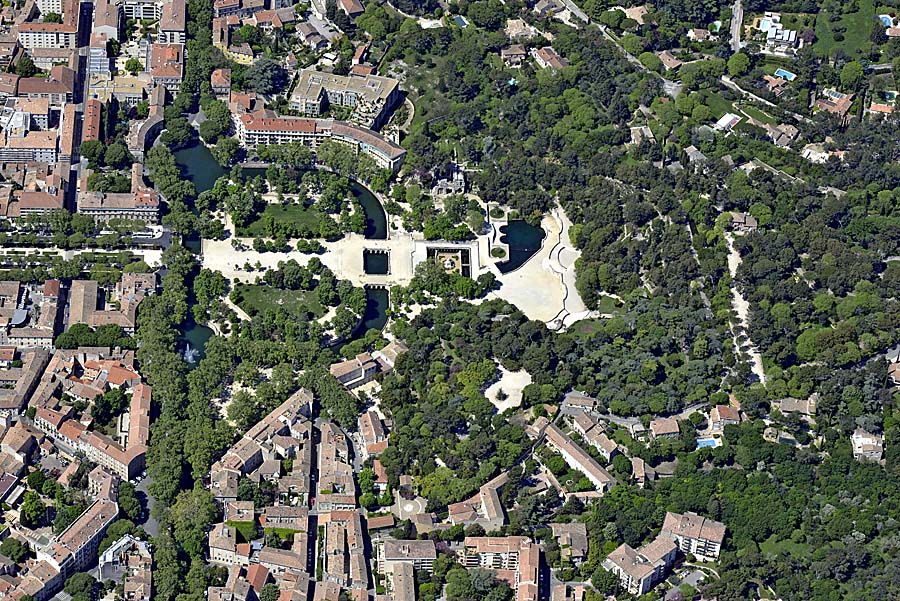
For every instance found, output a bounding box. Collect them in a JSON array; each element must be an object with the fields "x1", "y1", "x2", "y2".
[
  {"x1": 740, "y1": 104, "x2": 777, "y2": 125},
  {"x1": 571, "y1": 319, "x2": 606, "y2": 338},
  {"x1": 701, "y1": 90, "x2": 735, "y2": 119},
  {"x1": 780, "y1": 12, "x2": 814, "y2": 30},
  {"x1": 237, "y1": 203, "x2": 323, "y2": 237},
  {"x1": 233, "y1": 283, "x2": 325, "y2": 318},
  {"x1": 814, "y1": 0, "x2": 877, "y2": 57},
  {"x1": 759, "y1": 534, "x2": 811, "y2": 559},
  {"x1": 597, "y1": 294, "x2": 623, "y2": 314}
]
